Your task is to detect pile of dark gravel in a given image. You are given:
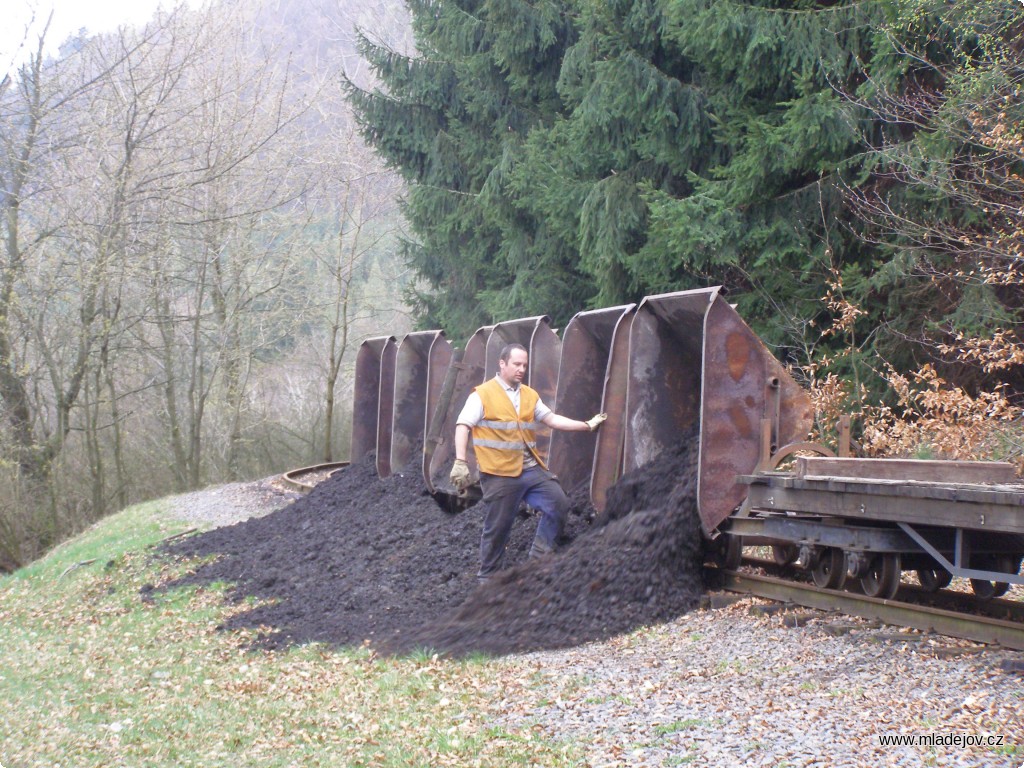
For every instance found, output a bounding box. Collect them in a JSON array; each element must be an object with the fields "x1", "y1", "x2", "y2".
[
  {"x1": 393, "y1": 436, "x2": 704, "y2": 656},
  {"x1": 157, "y1": 435, "x2": 705, "y2": 656}
]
